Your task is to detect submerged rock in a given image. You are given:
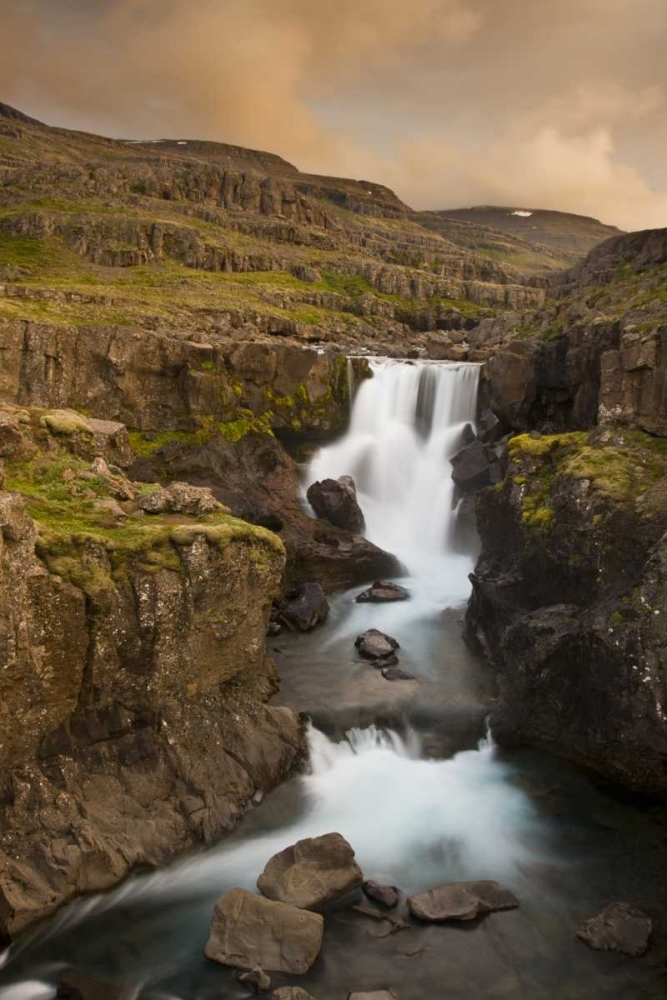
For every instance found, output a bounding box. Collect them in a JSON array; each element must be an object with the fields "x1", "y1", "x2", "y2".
[
  {"x1": 205, "y1": 887, "x2": 323, "y2": 974},
  {"x1": 407, "y1": 880, "x2": 519, "y2": 922},
  {"x1": 381, "y1": 667, "x2": 415, "y2": 682},
  {"x1": 278, "y1": 582, "x2": 329, "y2": 632},
  {"x1": 307, "y1": 476, "x2": 365, "y2": 534},
  {"x1": 576, "y1": 902, "x2": 652, "y2": 957},
  {"x1": 355, "y1": 581, "x2": 410, "y2": 603},
  {"x1": 57, "y1": 970, "x2": 132, "y2": 1000},
  {"x1": 363, "y1": 880, "x2": 400, "y2": 909},
  {"x1": 355, "y1": 629, "x2": 400, "y2": 661},
  {"x1": 258, "y1": 832, "x2": 363, "y2": 910},
  {"x1": 238, "y1": 966, "x2": 272, "y2": 993}
]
